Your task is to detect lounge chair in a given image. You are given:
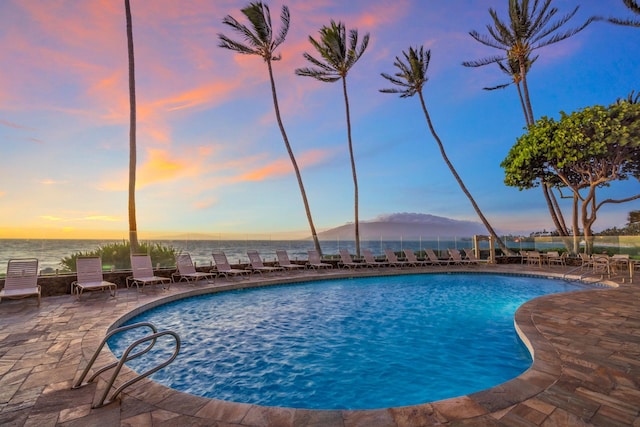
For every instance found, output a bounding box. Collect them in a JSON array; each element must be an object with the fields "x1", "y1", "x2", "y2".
[
  {"x1": 0, "y1": 258, "x2": 41, "y2": 307},
  {"x1": 362, "y1": 249, "x2": 389, "y2": 268},
  {"x1": 462, "y1": 248, "x2": 486, "y2": 265},
  {"x1": 403, "y1": 249, "x2": 430, "y2": 267},
  {"x1": 276, "y1": 250, "x2": 305, "y2": 272},
  {"x1": 425, "y1": 249, "x2": 451, "y2": 266},
  {"x1": 447, "y1": 248, "x2": 471, "y2": 266},
  {"x1": 247, "y1": 250, "x2": 283, "y2": 275},
  {"x1": 173, "y1": 253, "x2": 215, "y2": 284},
  {"x1": 71, "y1": 257, "x2": 117, "y2": 300},
  {"x1": 127, "y1": 254, "x2": 172, "y2": 291},
  {"x1": 212, "y1": 252, "x2": 250, "y2": 280},
  {"x1": 338, "y1": 249, "x2": 364, "y2": 269},
  {"x1": 384, "y1": 249, "x2": 412, "y2": 268},
  {"x1": 307, "y1": 250, "x2": 333, "y2": 270}
]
